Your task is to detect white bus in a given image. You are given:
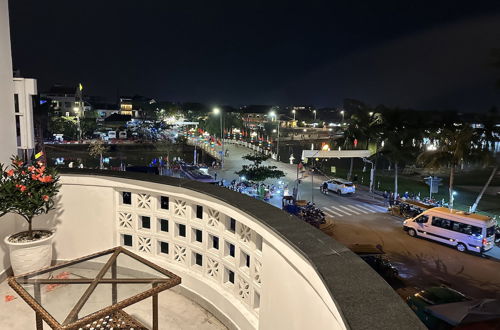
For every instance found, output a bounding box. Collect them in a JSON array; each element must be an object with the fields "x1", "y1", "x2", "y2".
[{"x1": 403, "y1": 207, "x2": 496, "y2": 253}]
